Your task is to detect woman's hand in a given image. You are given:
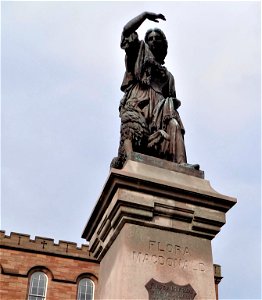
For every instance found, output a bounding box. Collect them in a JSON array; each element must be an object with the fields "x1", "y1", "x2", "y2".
[
  {"x1": 123, "y1": 12, "x2": 166, "y2": 37},
  {"x1": 146, "y1": 12, "x2": 166, "y2": 23}
]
